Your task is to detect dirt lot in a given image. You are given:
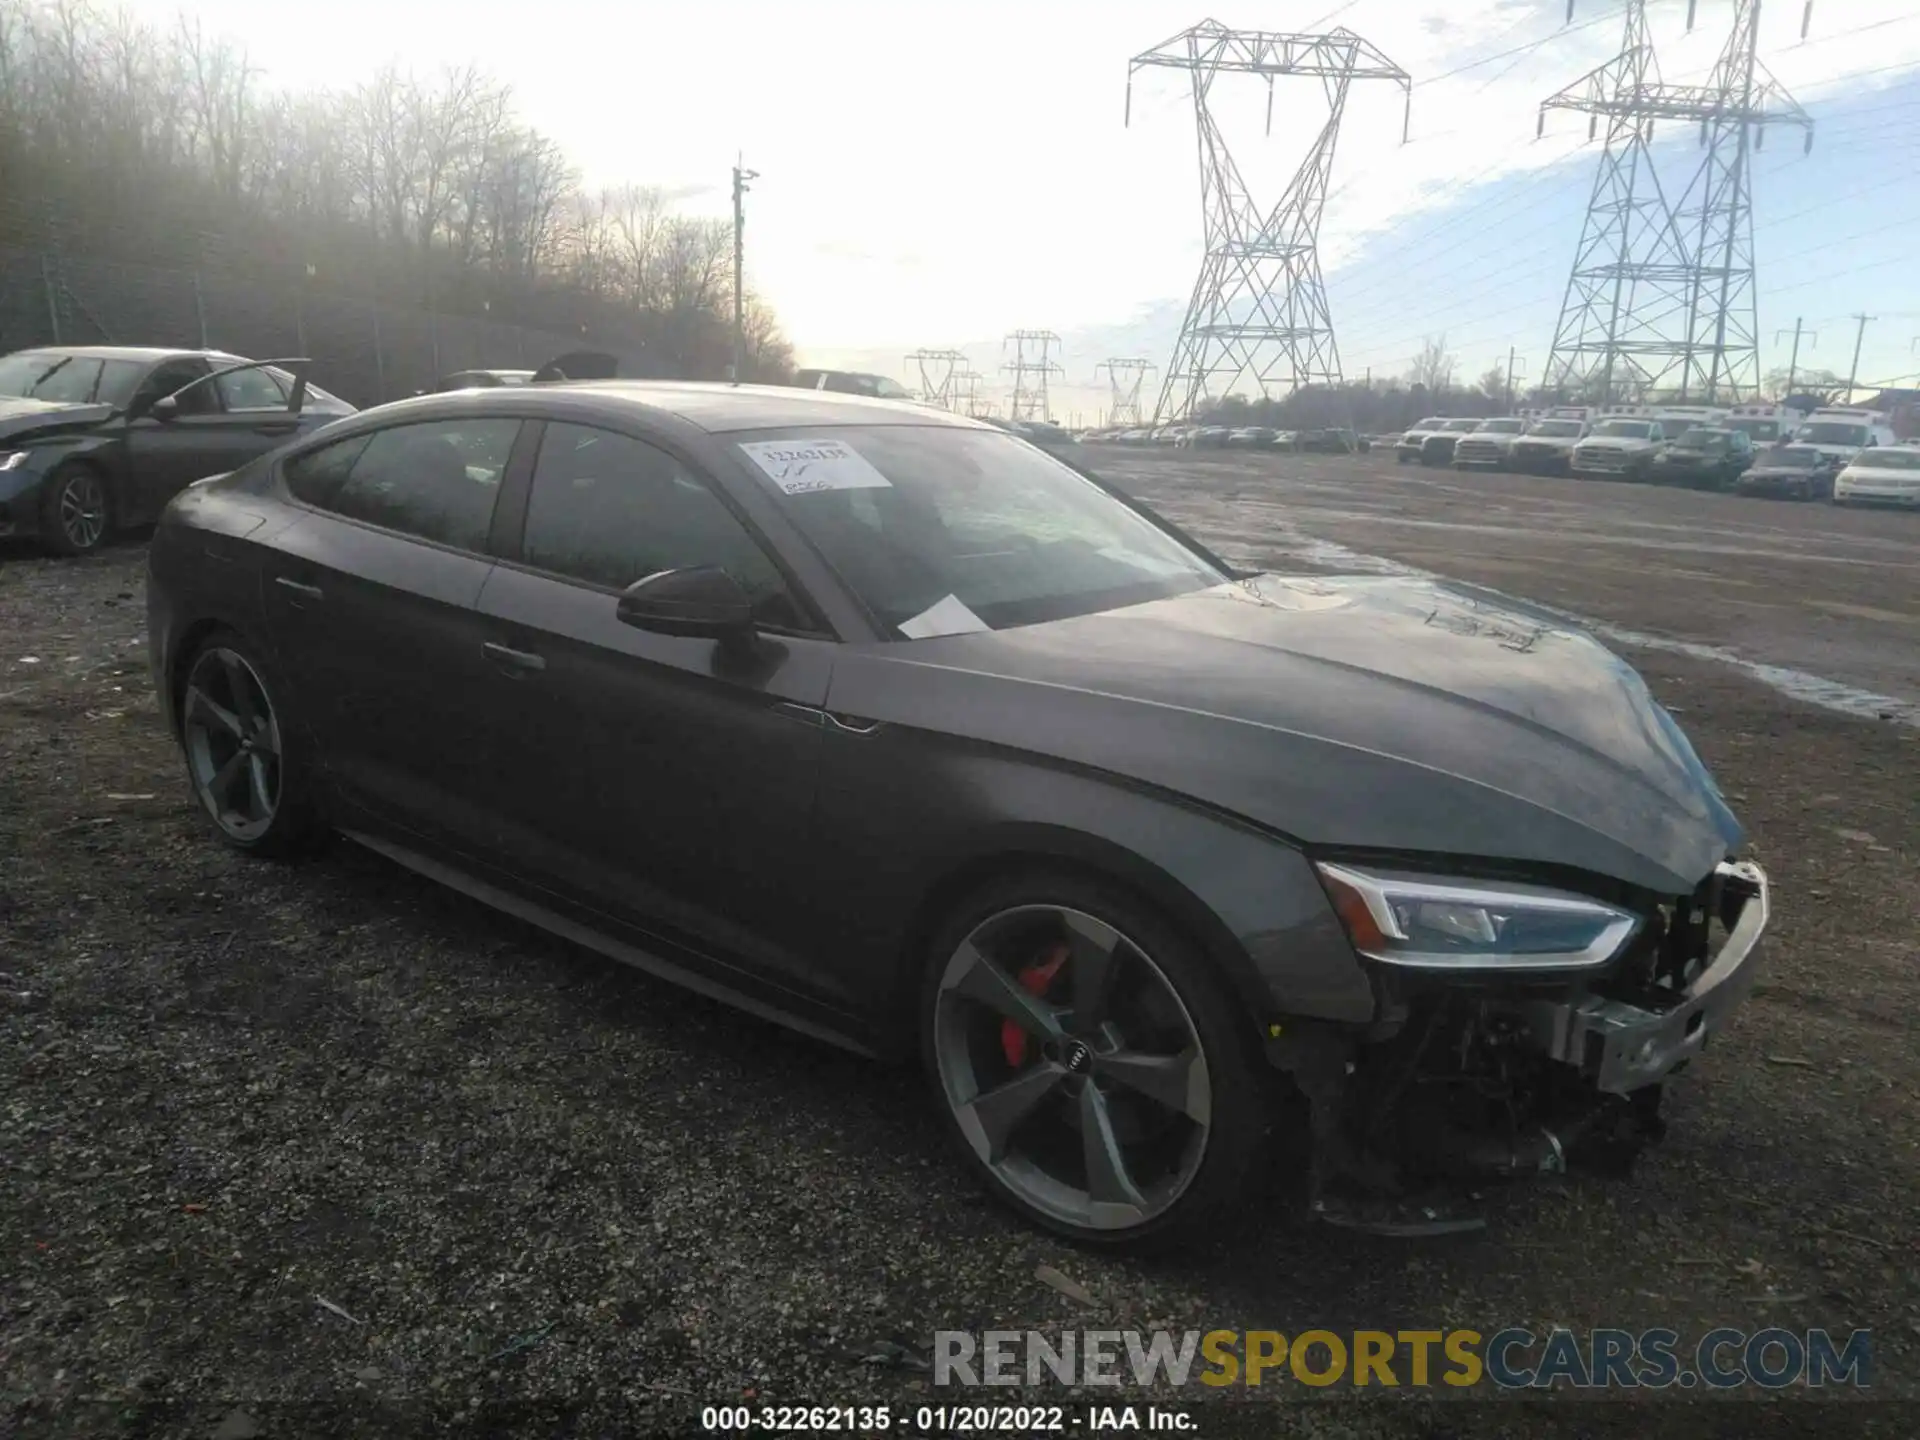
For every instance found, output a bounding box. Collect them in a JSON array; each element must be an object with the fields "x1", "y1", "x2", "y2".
[{"x1": 3, "y1": 453, "x2": 1918, "y2": 1438}]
